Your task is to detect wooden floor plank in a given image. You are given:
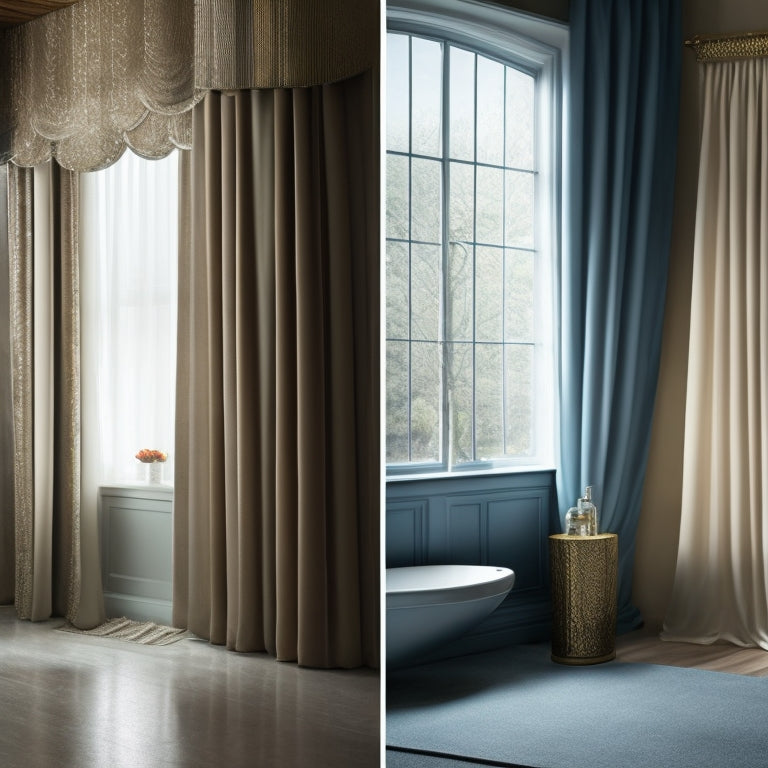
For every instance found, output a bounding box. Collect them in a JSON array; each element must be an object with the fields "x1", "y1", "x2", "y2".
[{"x1": 616, "y1": 627, "x2": 768, "y2": 676}]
